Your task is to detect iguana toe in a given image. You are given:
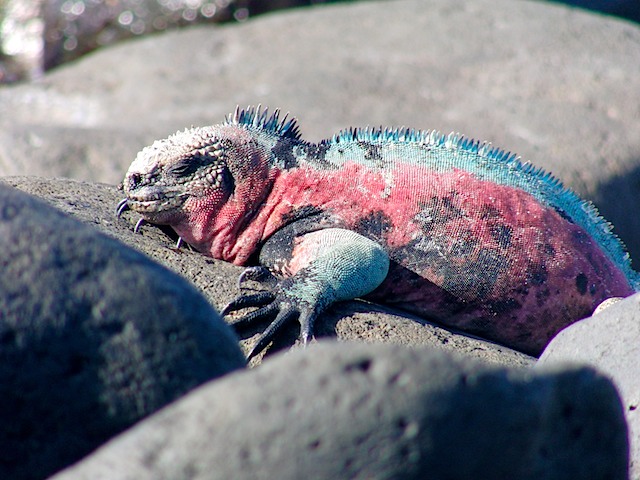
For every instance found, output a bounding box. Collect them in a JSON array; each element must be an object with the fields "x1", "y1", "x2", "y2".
[
  {"x1": 221, "y1": 291, "x2": 276, "y2": 320},
  {"x1": 237, "y1": 266, "x2": 278, "y2": 290},
  {"x1": 245, "y1": 305, "x2": 302, "y2": 360}
]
